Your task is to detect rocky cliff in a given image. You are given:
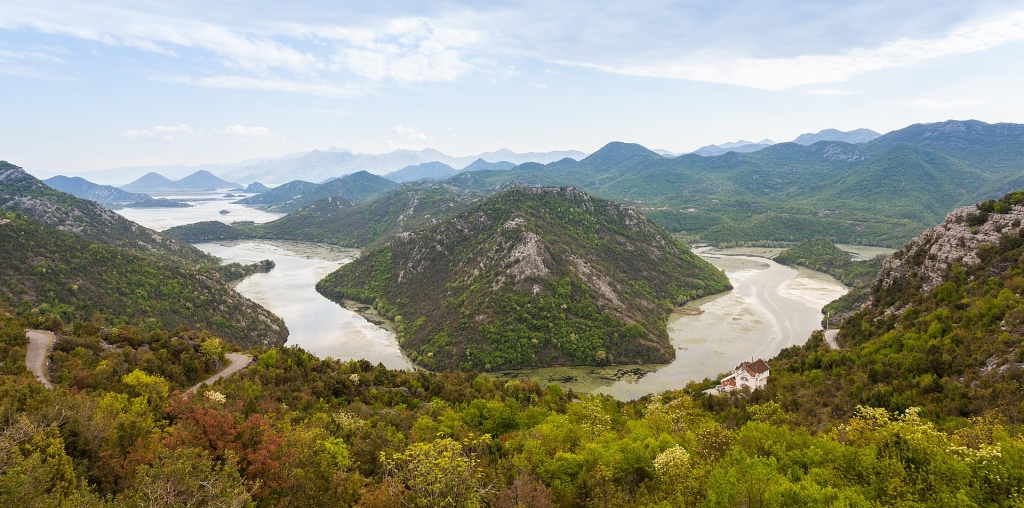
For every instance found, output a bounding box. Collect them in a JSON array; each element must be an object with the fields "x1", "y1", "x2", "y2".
[{"x1": 877, "y1": 194, "x2": 1024, "y2": 298}]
